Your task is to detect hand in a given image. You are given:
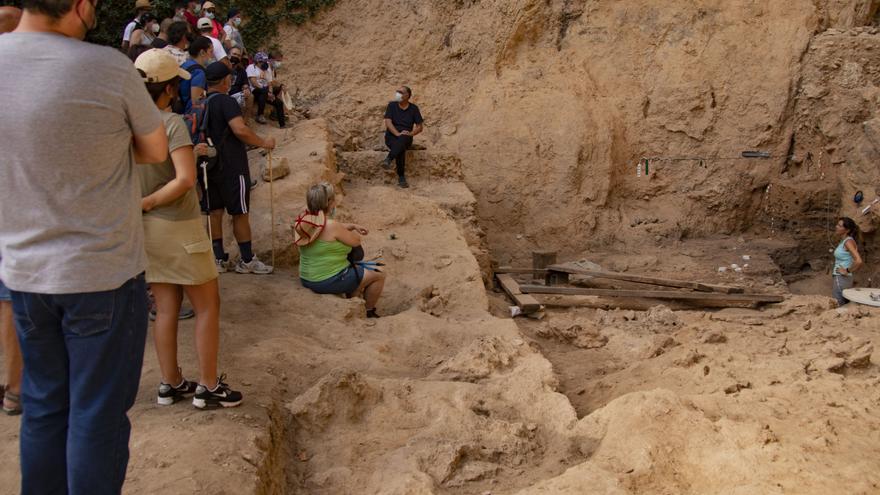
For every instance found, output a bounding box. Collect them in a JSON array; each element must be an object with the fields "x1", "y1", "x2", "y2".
[
  {"x1": 141, "y1": 196, "x2": 156, "y2": 212},
  {"x1": 262, "y1": 137, "x2": 276, "y2": 150},
  {"x1": 349, "y1": 224, "x2": 369, "y2": 235},
  {"x1": 837, "y1": 267, "x2": 849, "y2": 275},
  {"x1": 194, "y1": 143, "x2": 209, "y2": 156},
  {"x1": 400, "y1": 130, "x2": 412, "y2": 136}
]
